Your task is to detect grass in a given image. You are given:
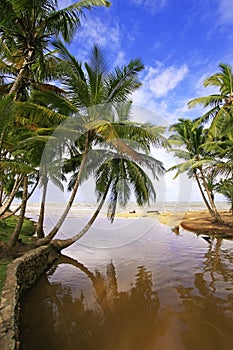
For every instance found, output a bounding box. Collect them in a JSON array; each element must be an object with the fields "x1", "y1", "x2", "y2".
[
  {"x1": 0, "y1": 215, "x2": 36, "y2": 297},
  {"x1": 0, "y1": 215, "x2": 35, "y2": 242},
  {"x1": 0, "y1": 259, "x2": 11, "y2": 296}
]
